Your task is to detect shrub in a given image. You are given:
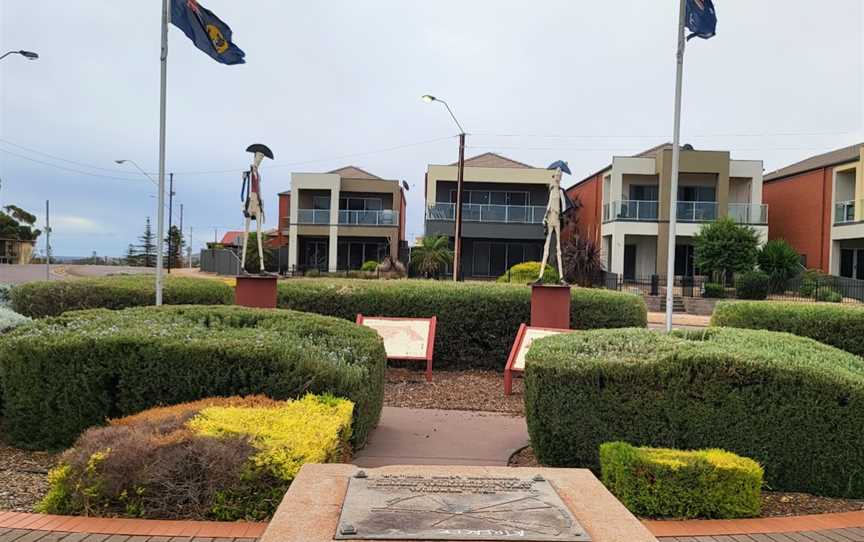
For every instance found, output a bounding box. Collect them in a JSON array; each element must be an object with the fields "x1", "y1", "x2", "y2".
[
  {"x1": 735, "y1": 271, "x2": 769, "y2": 300},
  {"x1": 816, "y1": 288, "x2": 843, "y2": 303},
  {"x1": 276, "y1": 279, "x2": 646, "y2": 370},
  {"x1": 0, "y1": 283, "x2": 12, "y2": 307},
  {"x1": 304, "y1": 268, "x2": 321, "y2": 277},
  {"x1": 798, "y1": 269, "x2": 834, "y2": 298},
  {"x1": 0, "y1": 305, "x2": 385, "y2": 449},
  {"x1": 524, "y1": 327, "x2": 864, "y2": 497},
  {"x1": 39, "y1": 394, "x2": 352, "y2": 520},
  {"x1": 9, "y1": 276, "x2": 233, "y2": 318},
  {"x1": 600, "y1": 442, "x2": 763, "y2": 519},
  {"x1": 694, "y1": 217, "x2": 760, "y2": 282},
  {"x1": 712, "y1": 301, "x2": 864, "y2": 357},
  {"x1": 496, "y1": 261, "x2": 559, "y2": 284},
  {"x1": 361, "y1": 260, "x2": 379, "y2": 272},
  {"x1": 758, "y1": 239, "x2": 801, "y2": 292},
  {"x1": 702, "y1": 283, "x2": 725, "y2": 299},
  {"x1": 0, "y1": 306, "x2": 30, "y2": 333}
]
